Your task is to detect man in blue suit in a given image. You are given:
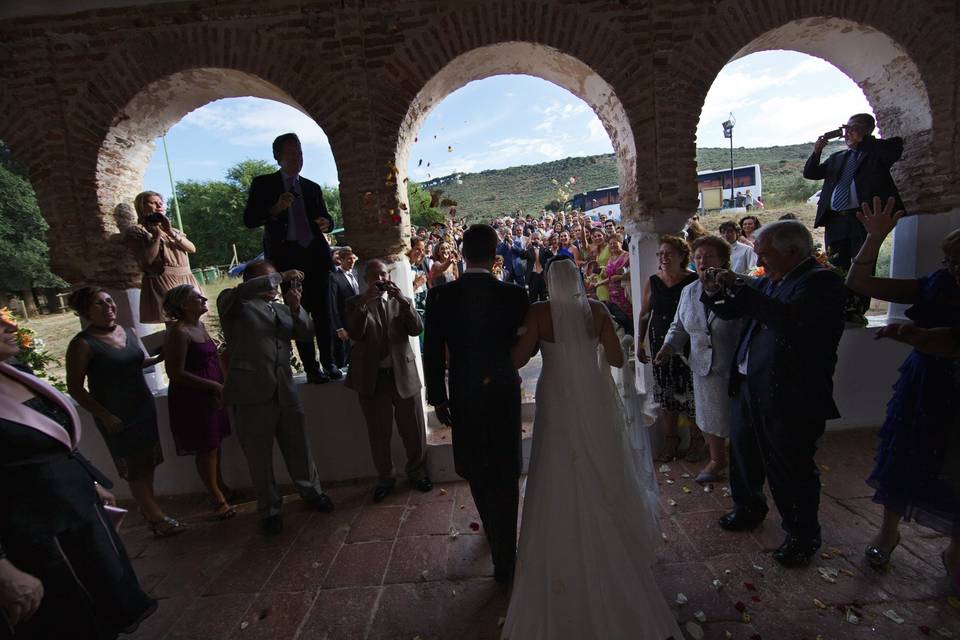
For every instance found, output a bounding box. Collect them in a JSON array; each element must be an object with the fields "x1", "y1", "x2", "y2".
[{"x1": 702, "y1": 221, "x2": 846, "y2": 567}]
